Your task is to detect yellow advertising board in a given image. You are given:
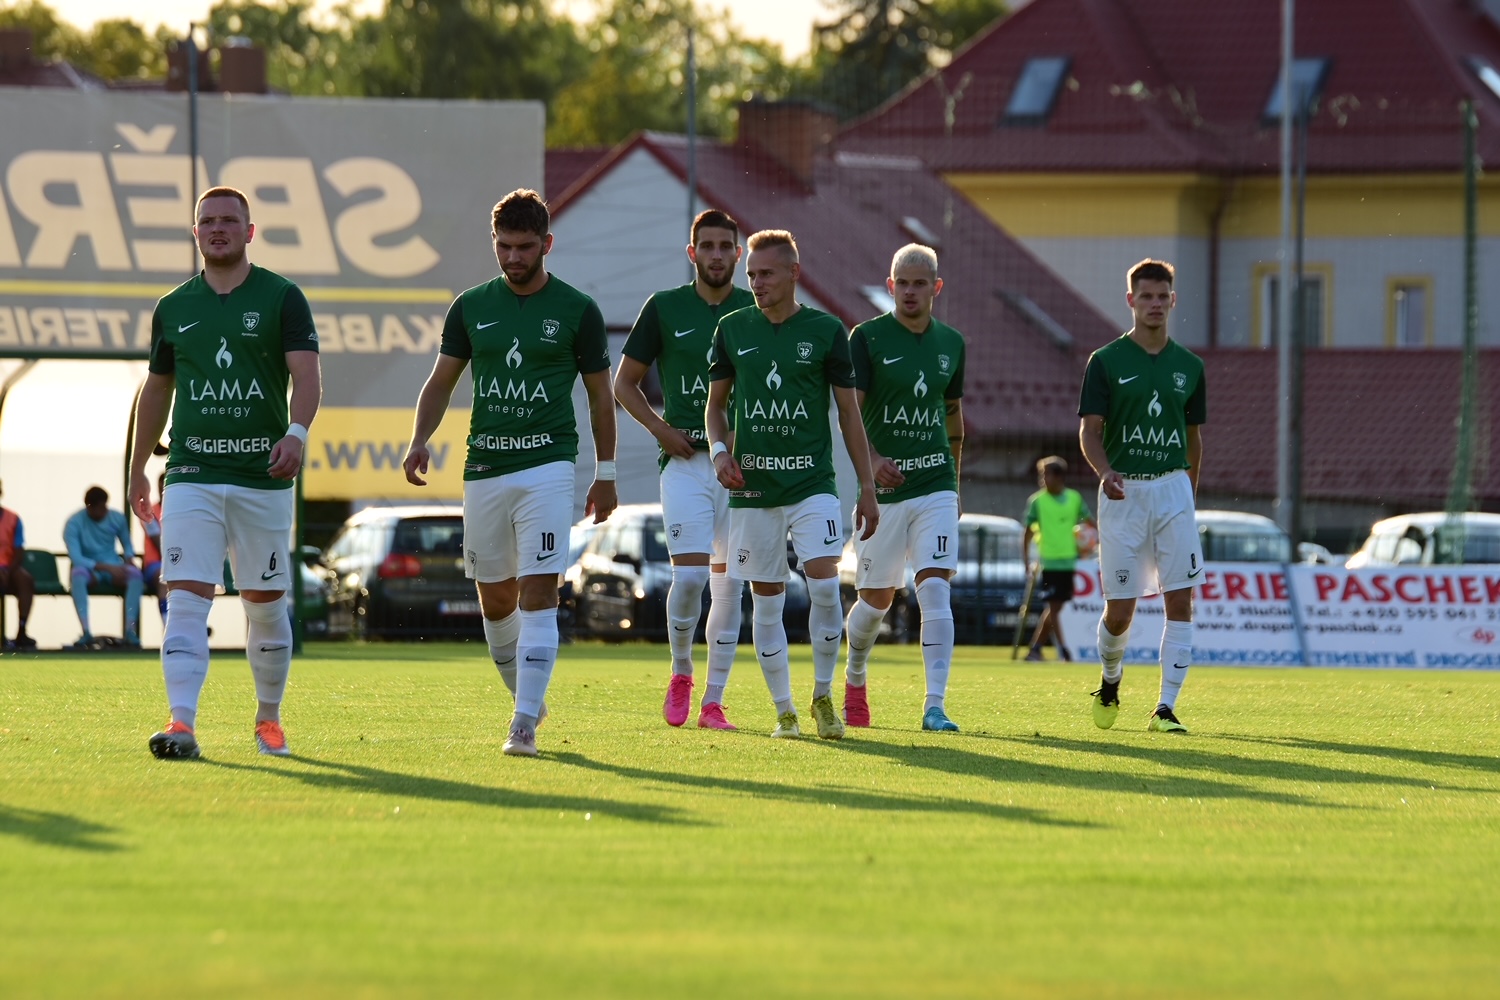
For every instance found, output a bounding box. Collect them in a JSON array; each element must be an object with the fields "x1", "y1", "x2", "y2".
[{"x1": 303, "y1": 406, "x2": 471, "y2": 501}]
